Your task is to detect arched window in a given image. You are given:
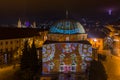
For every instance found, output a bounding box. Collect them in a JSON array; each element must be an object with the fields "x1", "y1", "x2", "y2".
[
  {"x1": 48, "y1": 62, "x2": 54, "y2": 72},
  {"x1": 71, "y1": 61, "x2": 76, "y2": 72},
  {"x1": 59, "y1": 62, "x2": 65, "y2": 72}
]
